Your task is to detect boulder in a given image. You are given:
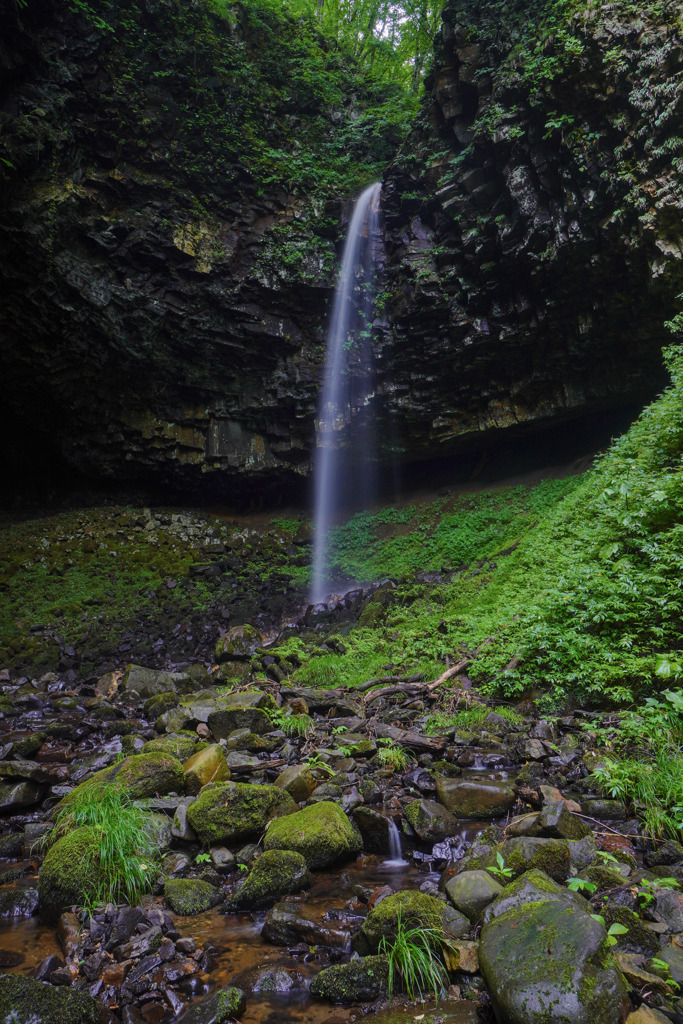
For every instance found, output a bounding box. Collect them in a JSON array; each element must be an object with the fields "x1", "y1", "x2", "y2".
[
  {"x1": 481, "y1": 869, "x2": 588, "y2": 925},
  {"x1": 355, "y1": 890, "x2": 469, "y2": 954},
  {"x1": 38, "y1": 826, "x2": 109, "y2": 917},
  {"x1": 479, "y1": 899, "x2": 629, "y2": 1023},
  {"x1": 183, "y1": 744, "x2": 231, "y2": 795},
  {"x1": 444, "y1": 870, "x2": 503, "y2": 922},
  {"x1": 310, "y1": 955, "x2": 389, "y2": 1002},
  {"x1": 435, "y1": 778, "x2": 515, "y2": 819},
  {"x1": 215, "y1": 625, "x2": 261, "y2": 662},
  {"x1": 232, "y1": 962, "x2": 306, "y2": 993},
  {"x1": 263, "y1": 801, "x2": 362, "y2": 869},
  {"x1": 459, "y1": 837, "x2": 571, "y2": 883},
  {"x1": 164, "y1": 878, "x2": 222, "y2": 915},
  {"x1": 0, "y1": 780, "x2": 43, "y2": 811},
  {"x1": 0, "y1": 973, "x2": 111, "y2": 1024},
  {"x1": 142, "y1": 734, "x2": 197, "y2": 761},
  {"x1": 530, "y1": 801, "x2": 592, "y2": 840},
  {"x1": 404, "y1": 798, "x2": 459, "y2": 842},
  {"x1": 176, "y1": 986, "x2": 246, "y2": 1024},
  {"x1": 274, "y1": 764, "x2": 316, "y2": 802},
  {"x1": 261, "y1": 901, "x2": 354, "y2": 948},
  {"x1": 186, "y1": 782, "x2": 295, "y2": 846},
  {"x1": 207, "y1": 706, "x2": 272, "y2": 739},
  {"x1": 123, "y1": 664, "x2": 192, "y2": 697},
  {"x1": 0, "y1": 887, "x2": 39, "y2": 917},
  {"x1": 62, "y1": 752, "x2": 185, "y2": 803},
  {"x1": 230, "y1": 850, "x2": 311, "y2": 910},
  {"x1": 352, "y1": 807, "x2": 394, "y2": 853}
]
